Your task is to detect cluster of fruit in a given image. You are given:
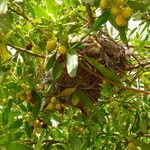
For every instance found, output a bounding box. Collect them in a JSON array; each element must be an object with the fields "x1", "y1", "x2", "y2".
[
  {"x1": 100, "y1": 0, "x2": 132, "y2": 27},
  {"x1": 16, "y1": 84, "x2": 33, "y2": 103},
  {"x1": 45, "y1": 96, "x2": 64, "y2": 111},
  {"x1": 46, "y1": 34, "x2": 68, "y2": 54}
]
